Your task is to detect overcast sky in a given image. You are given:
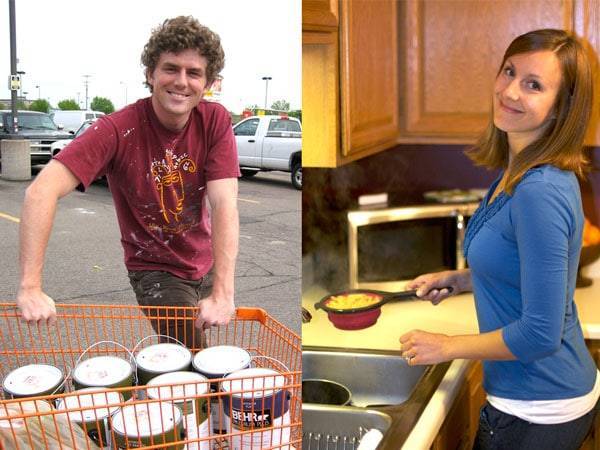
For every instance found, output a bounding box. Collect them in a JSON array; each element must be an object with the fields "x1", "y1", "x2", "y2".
[{"x1": 0, "y1": 0, "x2": 301, "y2": 112}]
